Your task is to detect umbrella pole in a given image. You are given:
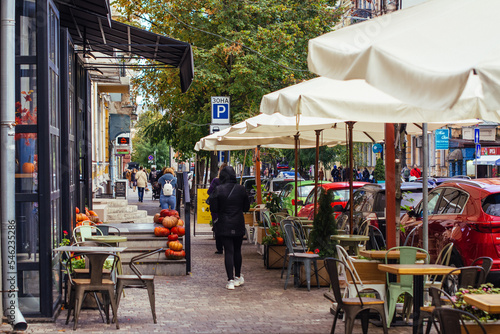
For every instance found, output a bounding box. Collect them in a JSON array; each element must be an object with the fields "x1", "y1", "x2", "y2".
[
  {"x1": 256, "y1": 146, "x2": 262, "y2": 204},
  {"x1": 240, "y1": 150, "x2": 247, "y2": 185},
  {"x1": 294, "y1": 133, "x2": 299, "y2": 216},
  {"x1": 422, "y1": 123, "x2": 429, "y2": 252},
  {"x1": 314, "y1": 130, "x2": 321, "y2": 218},
  {"x1": 347, "y1": 122, "x2": 355, "y2": 235},
  {"x1": 385, "y1": 124, "x2": 396, "y2": 249}
]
